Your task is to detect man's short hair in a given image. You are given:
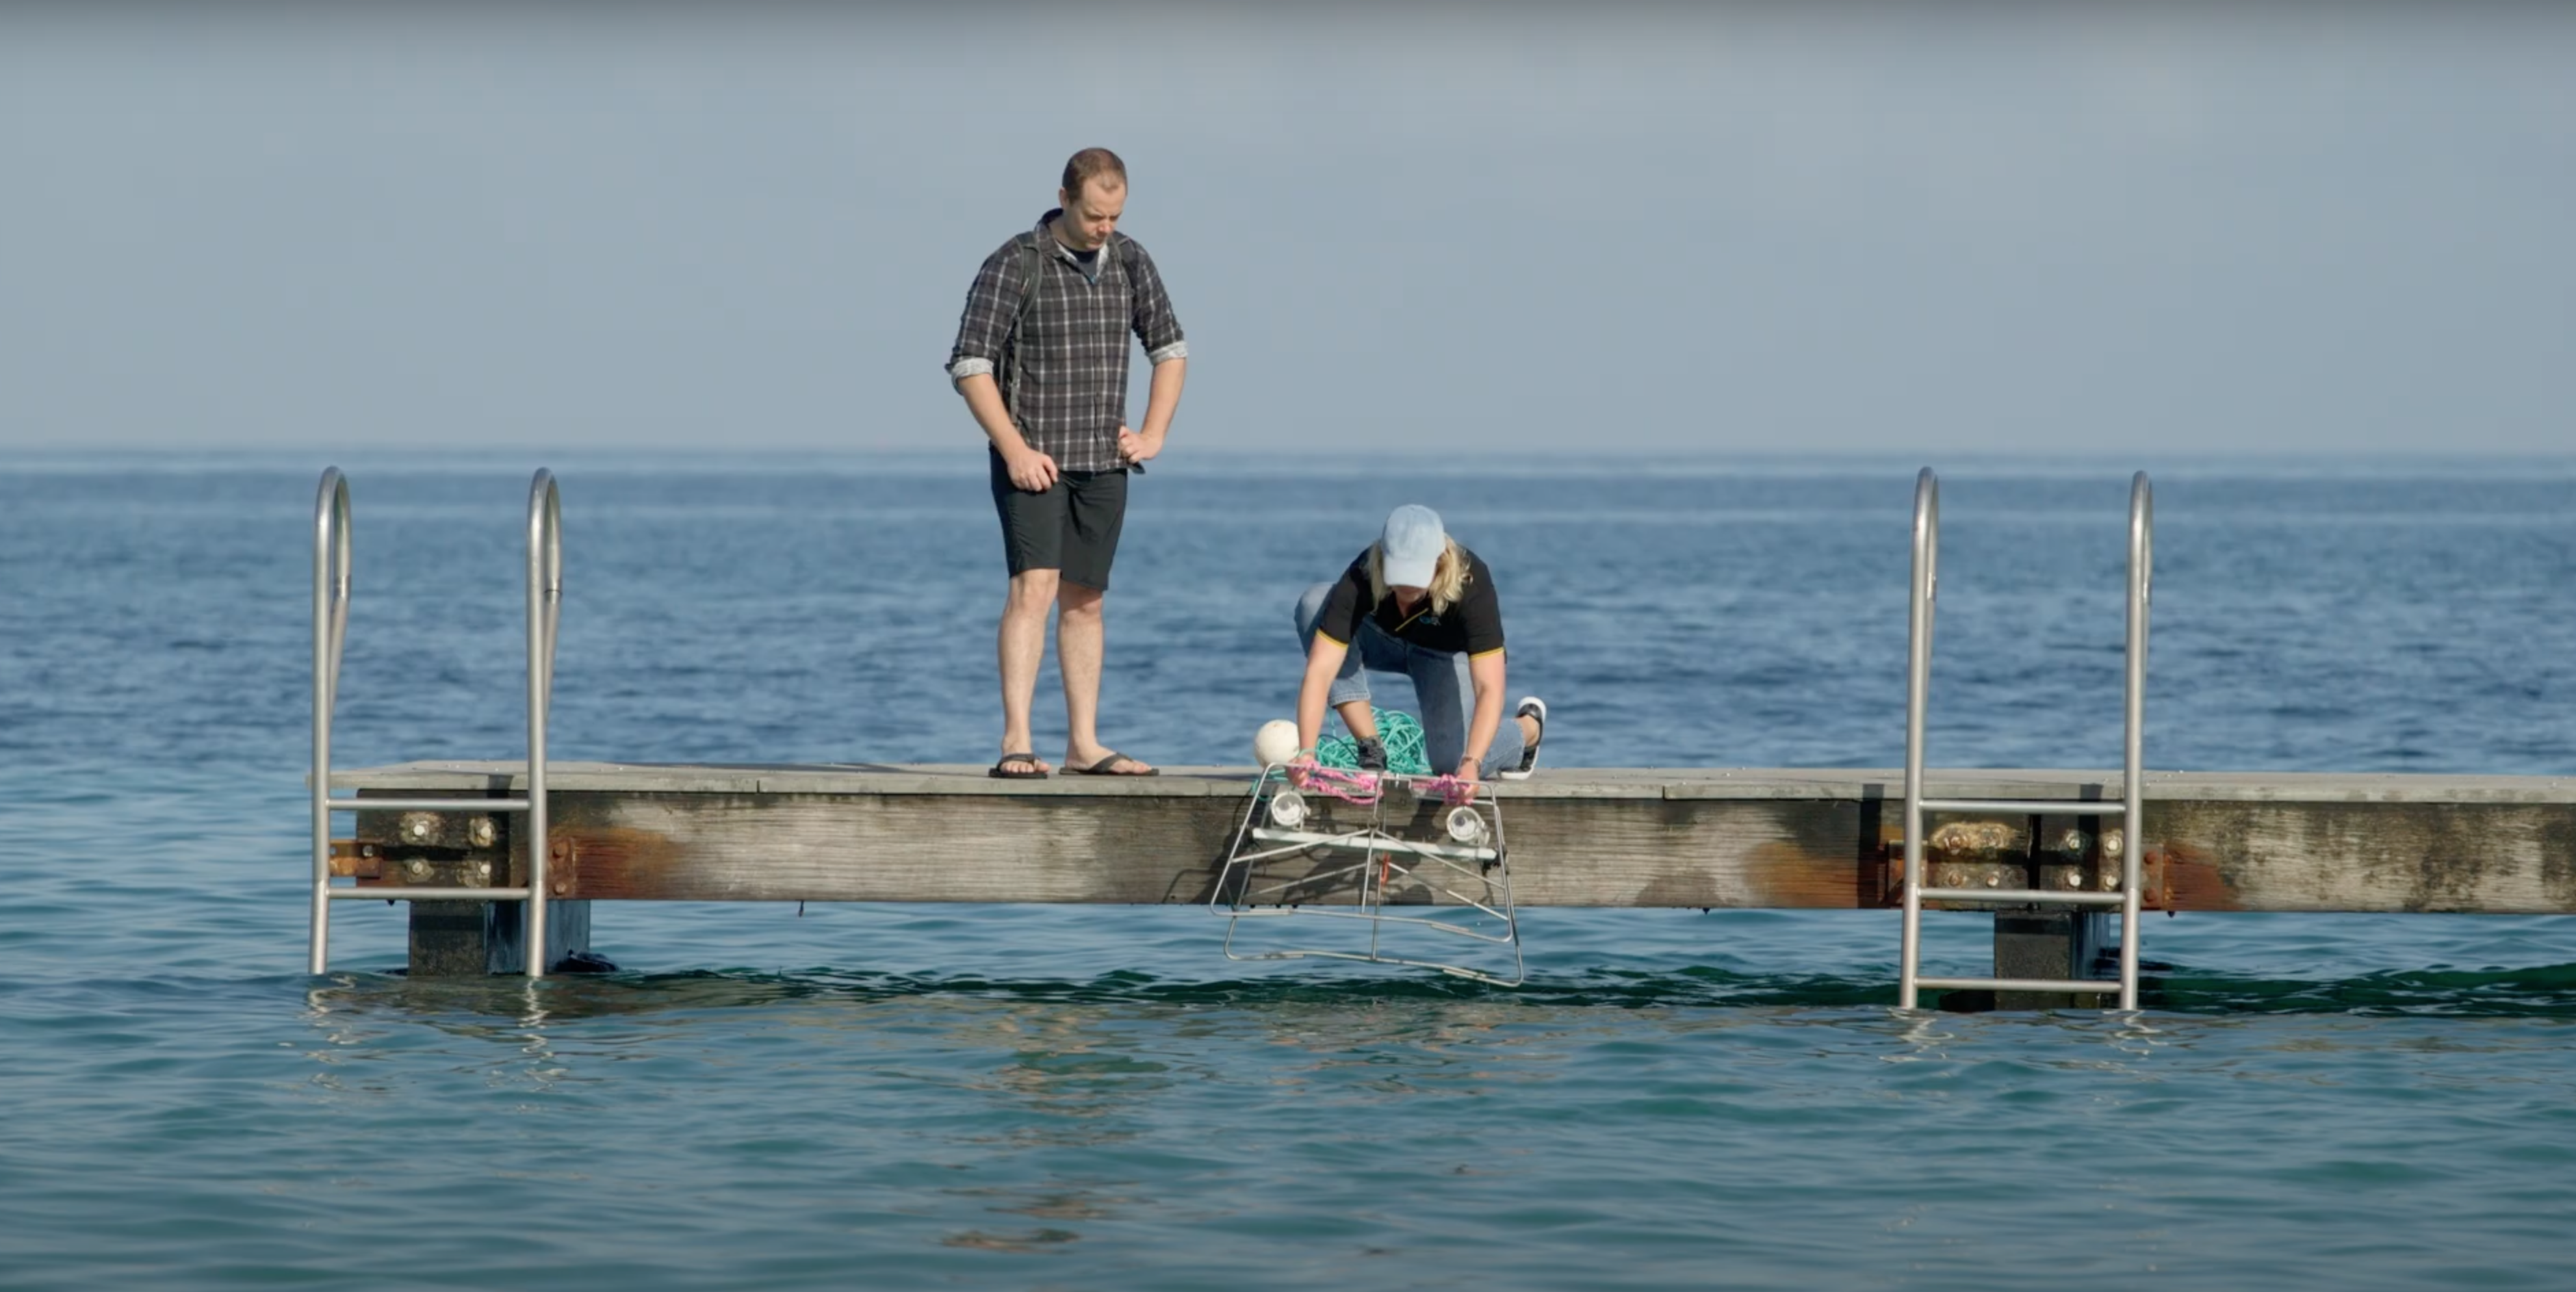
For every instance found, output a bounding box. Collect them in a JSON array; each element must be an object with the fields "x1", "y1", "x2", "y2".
[{"x1": 1061, "y1": 148, "x2": 1127, "y2": 200}]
